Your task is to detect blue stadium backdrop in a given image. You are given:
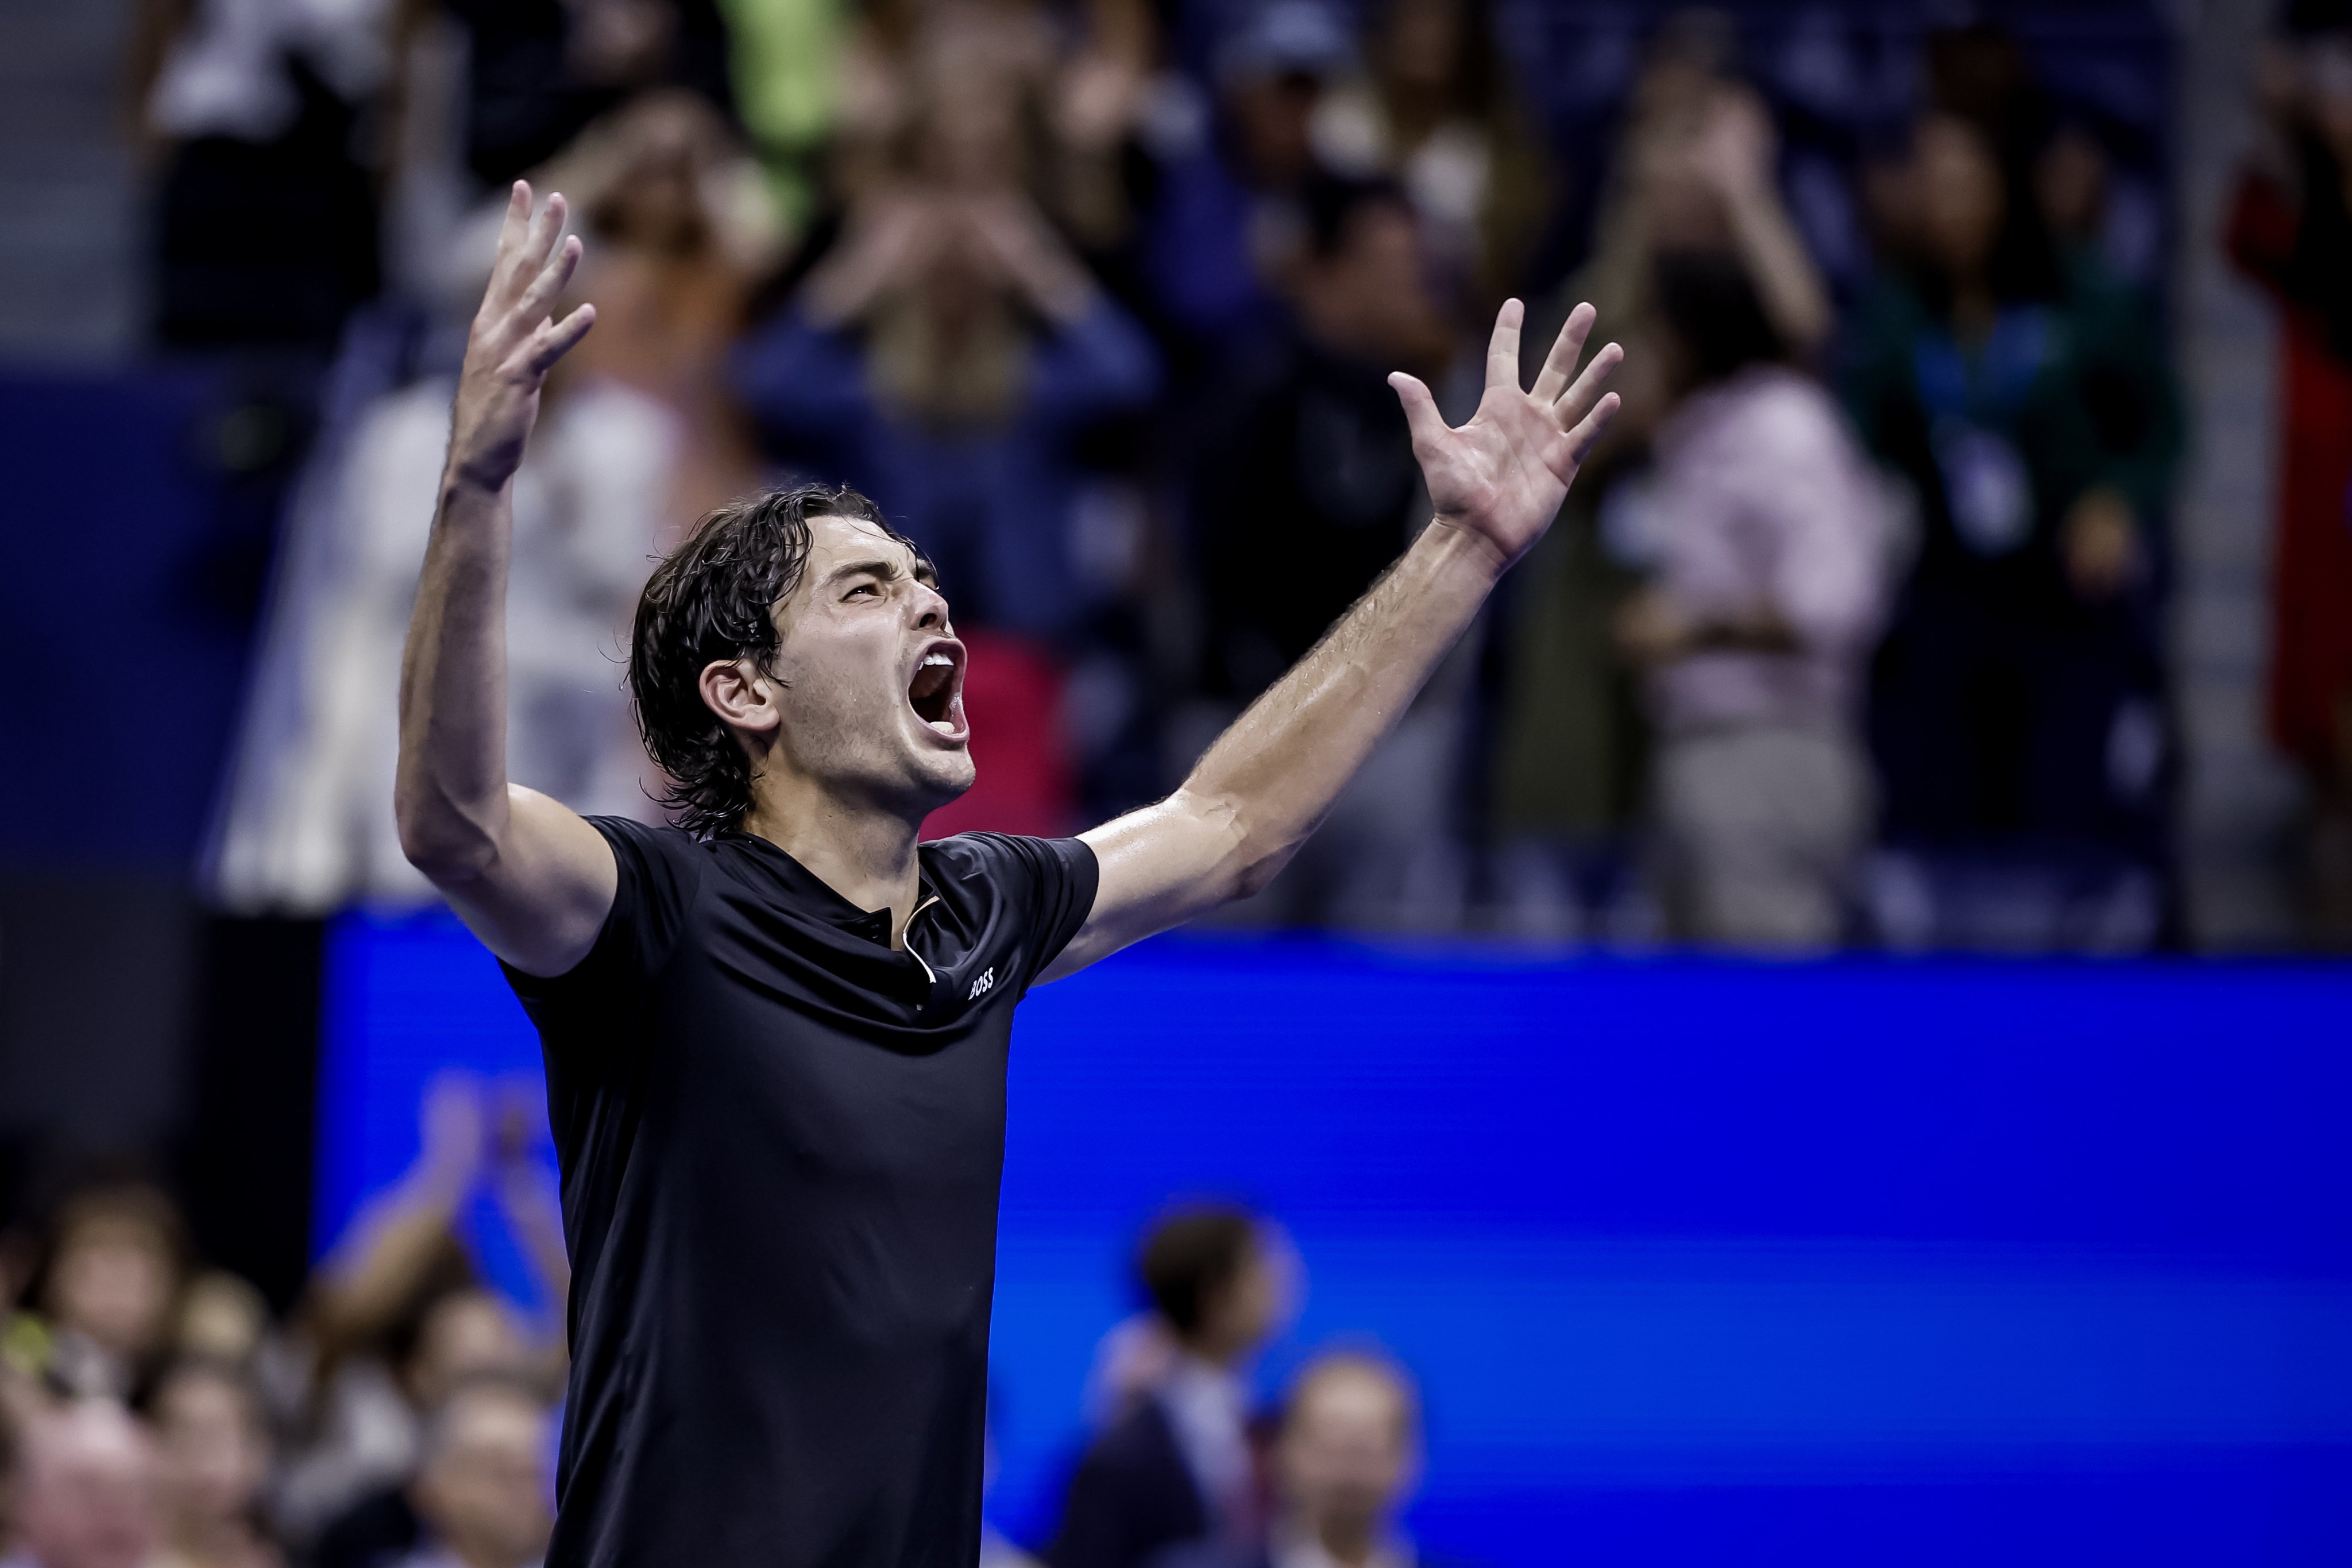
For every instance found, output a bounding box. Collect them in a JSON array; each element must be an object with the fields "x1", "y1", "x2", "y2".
[{"x1": 316, "y1": 913, "x2": 2352, "y2": 1565}]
